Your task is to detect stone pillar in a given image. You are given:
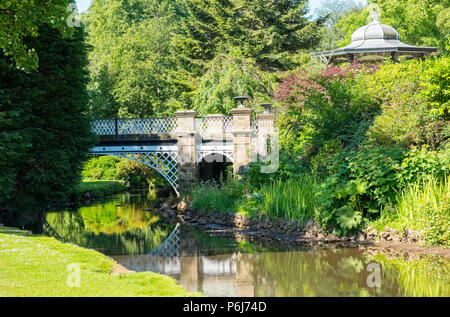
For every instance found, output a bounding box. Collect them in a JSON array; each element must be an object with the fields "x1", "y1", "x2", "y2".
[
  {"x1": 256, "y1": 113, "x2": 274, "y2": 157},
  {"x1": 231, "y1": 108, "x2": 253, "y2": 176},
  {"x1": 175, "y1": 110, "x2": 199, "y2": 189}
]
